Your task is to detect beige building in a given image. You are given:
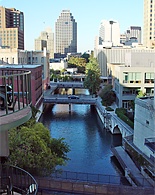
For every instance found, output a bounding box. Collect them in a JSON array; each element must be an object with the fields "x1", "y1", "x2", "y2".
[
  {"x1": 112, "y1": 65, "x2": 154, "y2": 108},
  {"x1": 107, "y1": 49, "x2": 155, "y2": 108},
  {"x1": 94, "y1": 46, "x2": 155, "y2": 77},
  {"x1": 0, "y1": 47, "x2": 50, "y2": 89},
  {"x1": 35, "y1": 27, "x2": 54, "y2": 59},
  {"x1": 0, "y1": 6, "x2": 24, "y2": 50},
  {"x1": 143, "y1": 0, "x2": 155, "y2": 48}
]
